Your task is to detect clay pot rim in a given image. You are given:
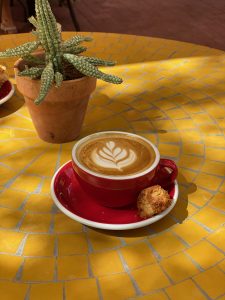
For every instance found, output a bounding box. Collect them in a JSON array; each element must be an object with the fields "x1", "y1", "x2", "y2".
[{"x1": 14, "y1": 57, "x2": 89, "y2": 85}]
